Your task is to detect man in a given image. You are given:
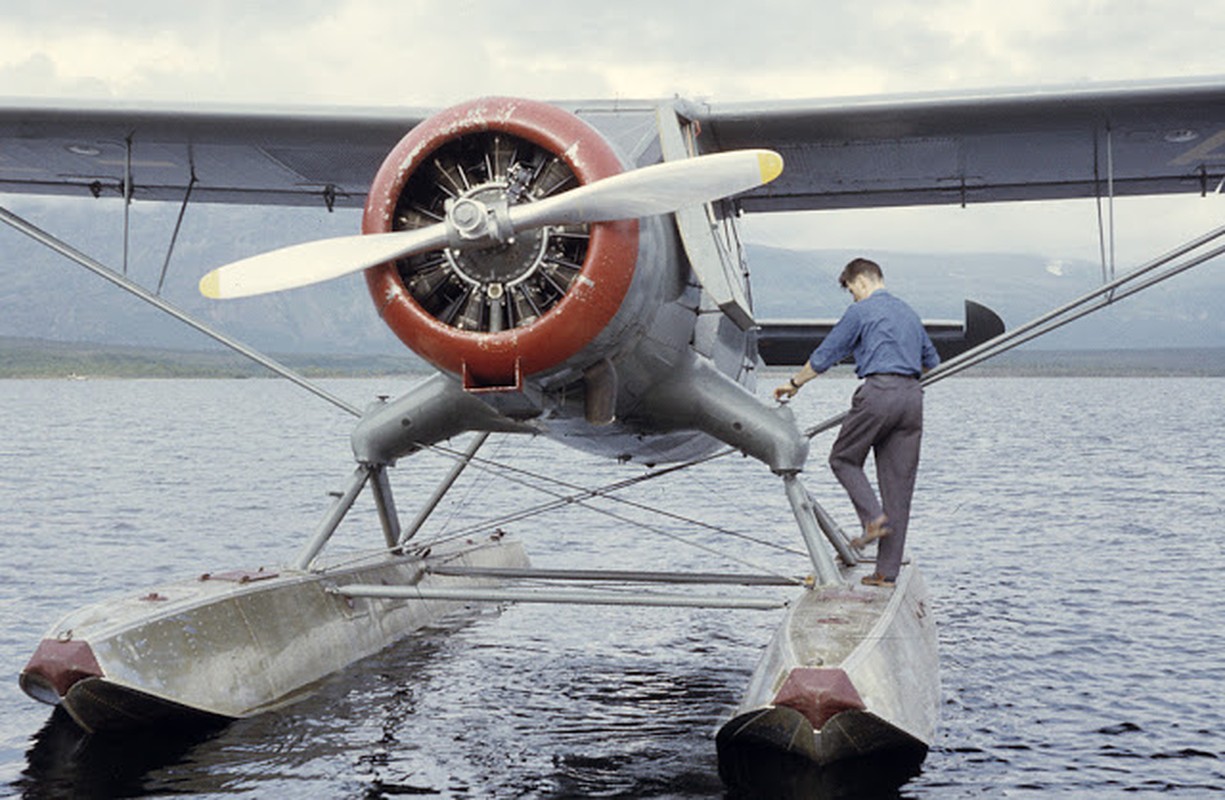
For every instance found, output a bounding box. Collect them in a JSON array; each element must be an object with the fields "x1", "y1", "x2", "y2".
[{"x1": 774, "y1": 258, "x2": 939, "y2": 588}]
